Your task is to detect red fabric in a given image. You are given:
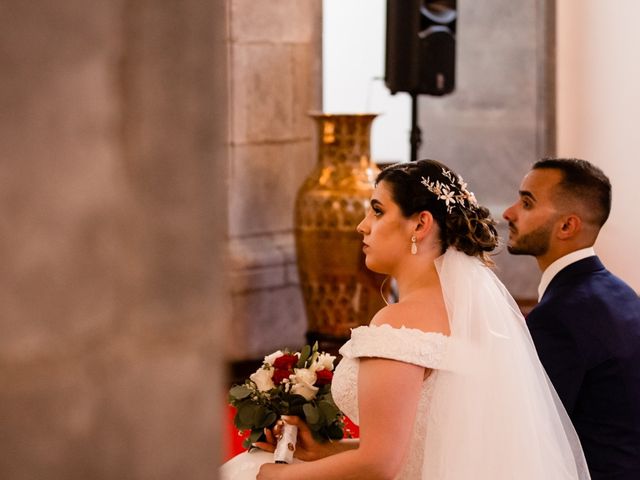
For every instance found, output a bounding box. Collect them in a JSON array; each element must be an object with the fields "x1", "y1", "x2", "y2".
[
  {"x1": 224, "y1": 405, "x2": 360, "y2": 461},
  {"x1": 225, "y1": 406, "x2": 250, "y2": 460},
  {"x1": 342, "y1": 415, "x2": 360, "y2": 439}
]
